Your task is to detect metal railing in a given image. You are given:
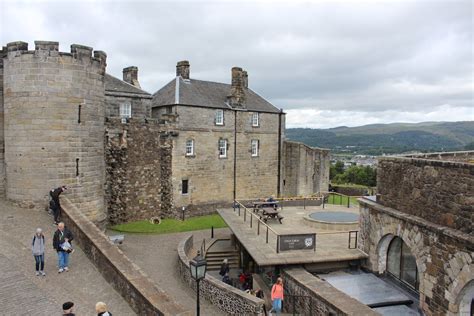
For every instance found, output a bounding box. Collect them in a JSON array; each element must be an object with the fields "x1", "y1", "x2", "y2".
[
  {"x1": 321, "y1": 191, "x2": 363, "y2": 208},
  {"x1": 233, "y1": 200, "x2": 359, "y2": 252},
  {"x1": 233, "y1": 200, "x2": 280, "y2": 252}
]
